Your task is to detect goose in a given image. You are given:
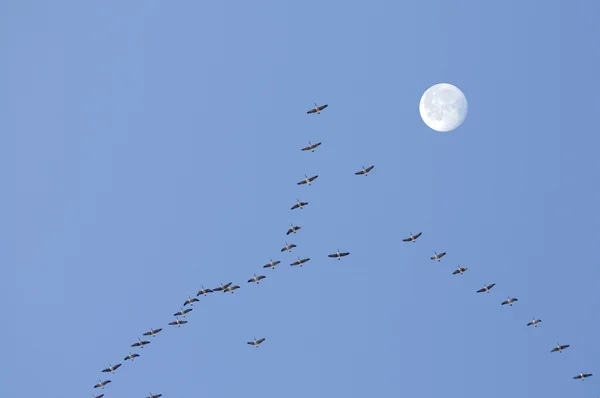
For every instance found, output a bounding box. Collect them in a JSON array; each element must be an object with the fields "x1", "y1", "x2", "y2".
[
  {"x1": 297, "y1": 174, "x2": 318, "y2": 186},
  {"x1": 281, "y1": 241, "x2": 297, "y2": 252},
  {"x1": 355, "y1": 165, "x2": 374, "y2": 176},
  {"x1": 183, "y1": 295, "x2": 199, "y2": 306},
  {"x1": 93, "y1": 394, "x2": 104, "y2": 398},
  {"x1": 306, "y1": 103, "x2": 328, "y2": 114},
  {"x1": 247, "y1": 337, "x2": 266, "y2": 347},
  {"x1": 328, "y1": 249, "x2": 350, "y2": 260},
  {"x1": 223, "y1": 284, "x2": 240, "y2": 293},
  {"x1": 452, "y1": 266, "x2": 468, "y2": 275},
  {"x1": 213, "y1": 282, "x2": 232, "y2": 292},
  {"x1": 290, "y1": 256, "x2": 310, "y2": 267},
  {"x1": 573, "y1": 372, "x2": 592, "y2": 380},
  {"x1": 146, "y1": 393, "x2": 163, "y2": 398},
  {"x1": 142, "y1": 328, "x2": 162, "y2": 337},
  {"x1": 501, "y1": 296, "x2": 519, "y2": 306},
  {"x1": 169, "y1": 318, "x2": 188, "y2": 327},
  {"x1": 551, "y1": 343, "x2": 570, "y2": 353},
  {"x1": 287, "y1": 223, "x2": 302, "y2": 235},
  {"x1": 173, "y1": 307, "x2": 193, "y2": 317},
  {"x1": 291, "y1": 198, "x2": 309, "y2": 210},
  {"x1": 301, "y1": 141, "x2": 322, "y2": 152},
  {"x1": 124, "y1": 352, "x2": 139, "y2": 361},
  {"x1": 93, "y1": 379, "x2": 111, "y2": 389},
  {"x1": 196, "y1": 285, "x2": 214, "y2": 296},
  {"x1": 476, "y1": 283, "x2": 496, "y2": 293},
  {"x1": 430, "y1": 251, "x2": 446, "y2": 262},
  {"x1": 527, "y1": 318, "x2": 542, "y2": 327},
  {"x1": 131, "y1": 338, "x2": 150, "y2": 348},
  {"x1": 263, "y1": 259, "x2": 280, "y2": 269},
  {"x1": 101, "y1": 363, "x2": 122, "y2": 373},
  {"x1": 402, "y1": 232, "x2": 422, "y2": 243},
  {"x1": 248, "y1": 274, "x2": 266, "y2": 284}
]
